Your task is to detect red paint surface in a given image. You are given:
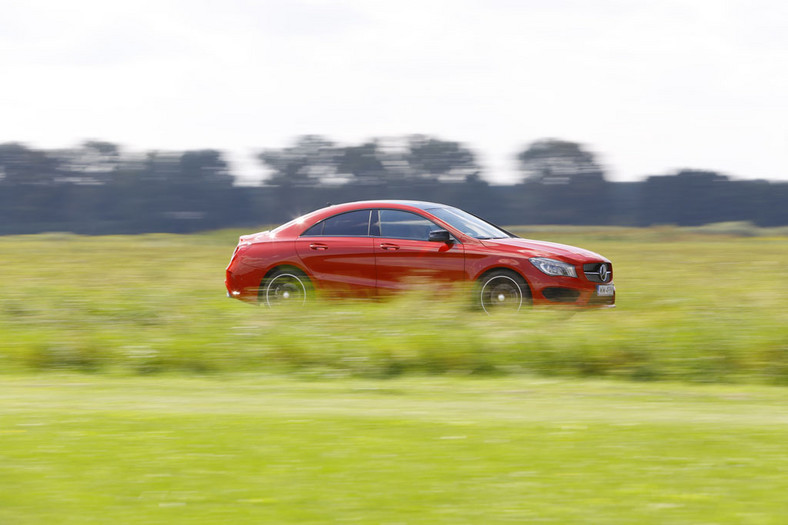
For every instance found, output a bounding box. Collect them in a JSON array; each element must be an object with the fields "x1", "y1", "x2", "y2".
[{"x1": 225, "y1": 201, "x2": 615, "y2": 308}]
